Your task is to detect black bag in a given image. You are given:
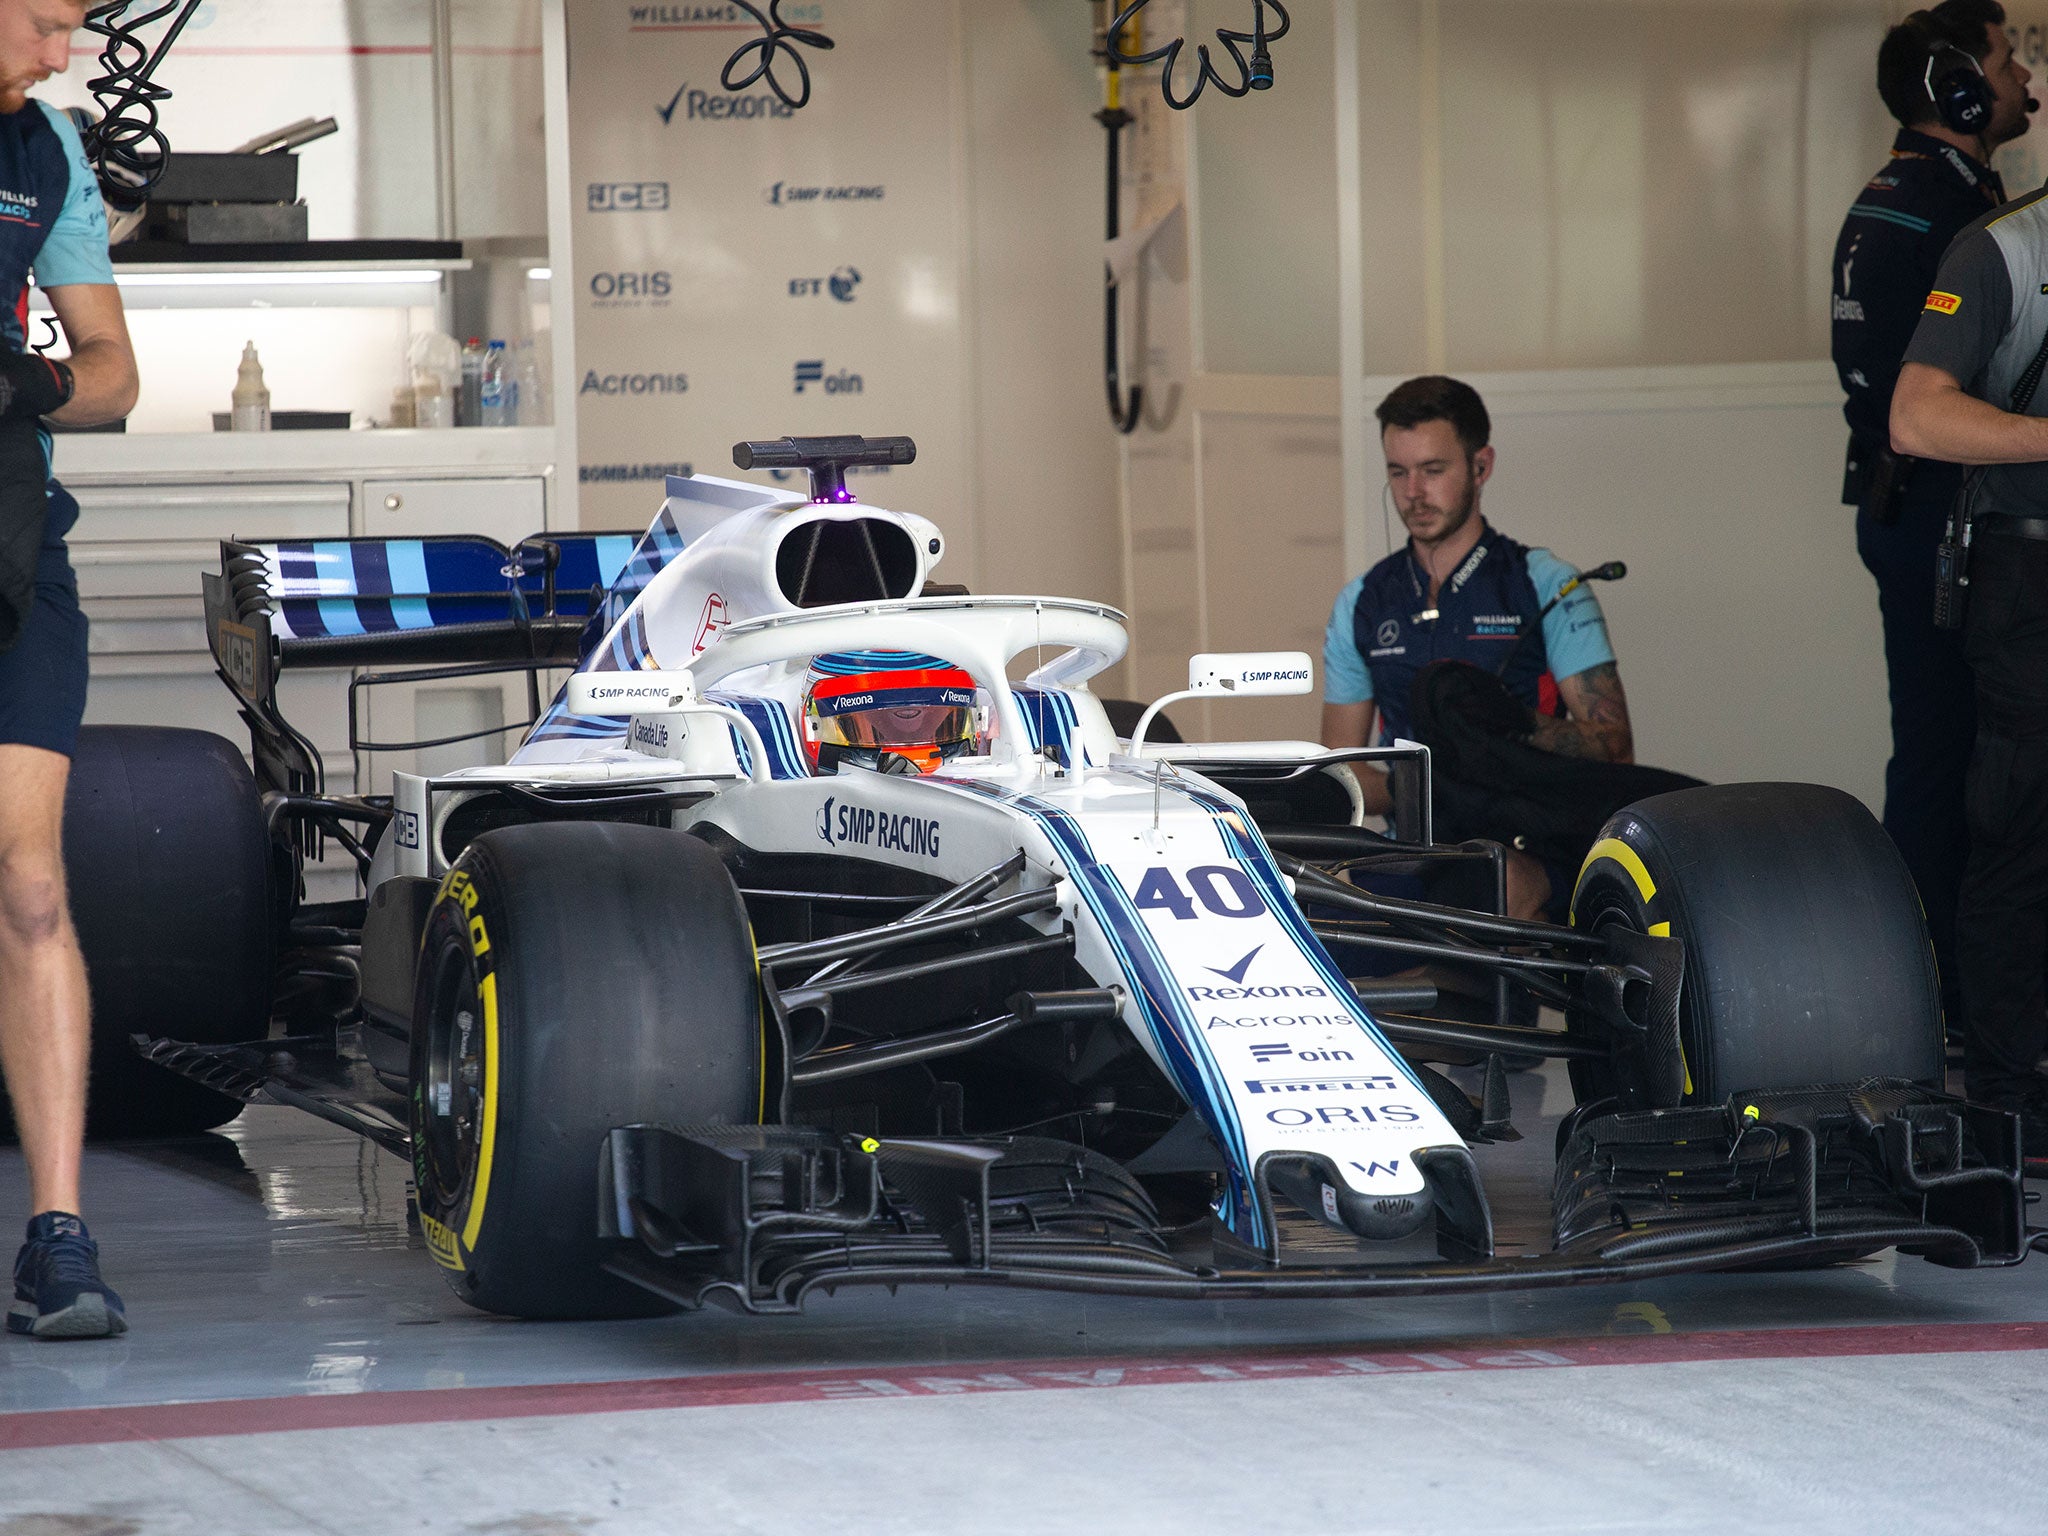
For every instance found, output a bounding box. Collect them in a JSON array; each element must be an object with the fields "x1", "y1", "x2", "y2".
[
  {"x1": 0, "y1": 414, "x2": 49, "y2": 656},
  {"x1": 1408, "y1": 659, "x2": 1704, "y2": 868}
]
